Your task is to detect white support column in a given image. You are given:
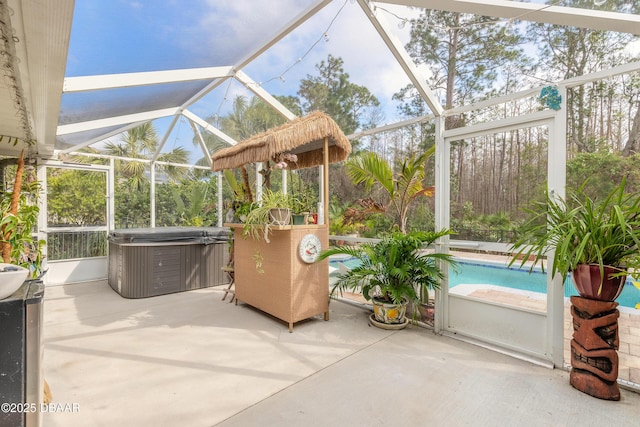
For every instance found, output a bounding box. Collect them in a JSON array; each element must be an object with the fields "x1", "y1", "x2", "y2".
[
  {"x1": 547, "y1": 85, "x2": 567, "y2": 368},
  {"x1": 317, "y1": 165, "x2": 324, "y2": 225},
  {"x1": 108, "y1": 159, "x2": 115, "y2": 231},
  {"x1": 36, "y1": 163, "x2": 48, "y2": 264},
  {"x1": 434, "y1": 115, "x2": 450, "y2": 334},
  {"x1": 217, "y1": 171, "x2": 223, "y2": 227},
  {"x1": 255, "y1": 163, "x2": 263, "y2": 202},
  {"x1": 282, "y1": 169, "x2": 287, "y2": 194},
  {"x1": 150, "y1": 163, "x2": 156, "y2": 227},
  {"x1": 322, "y1": 138, "x2": 329, "y2": 228}
]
